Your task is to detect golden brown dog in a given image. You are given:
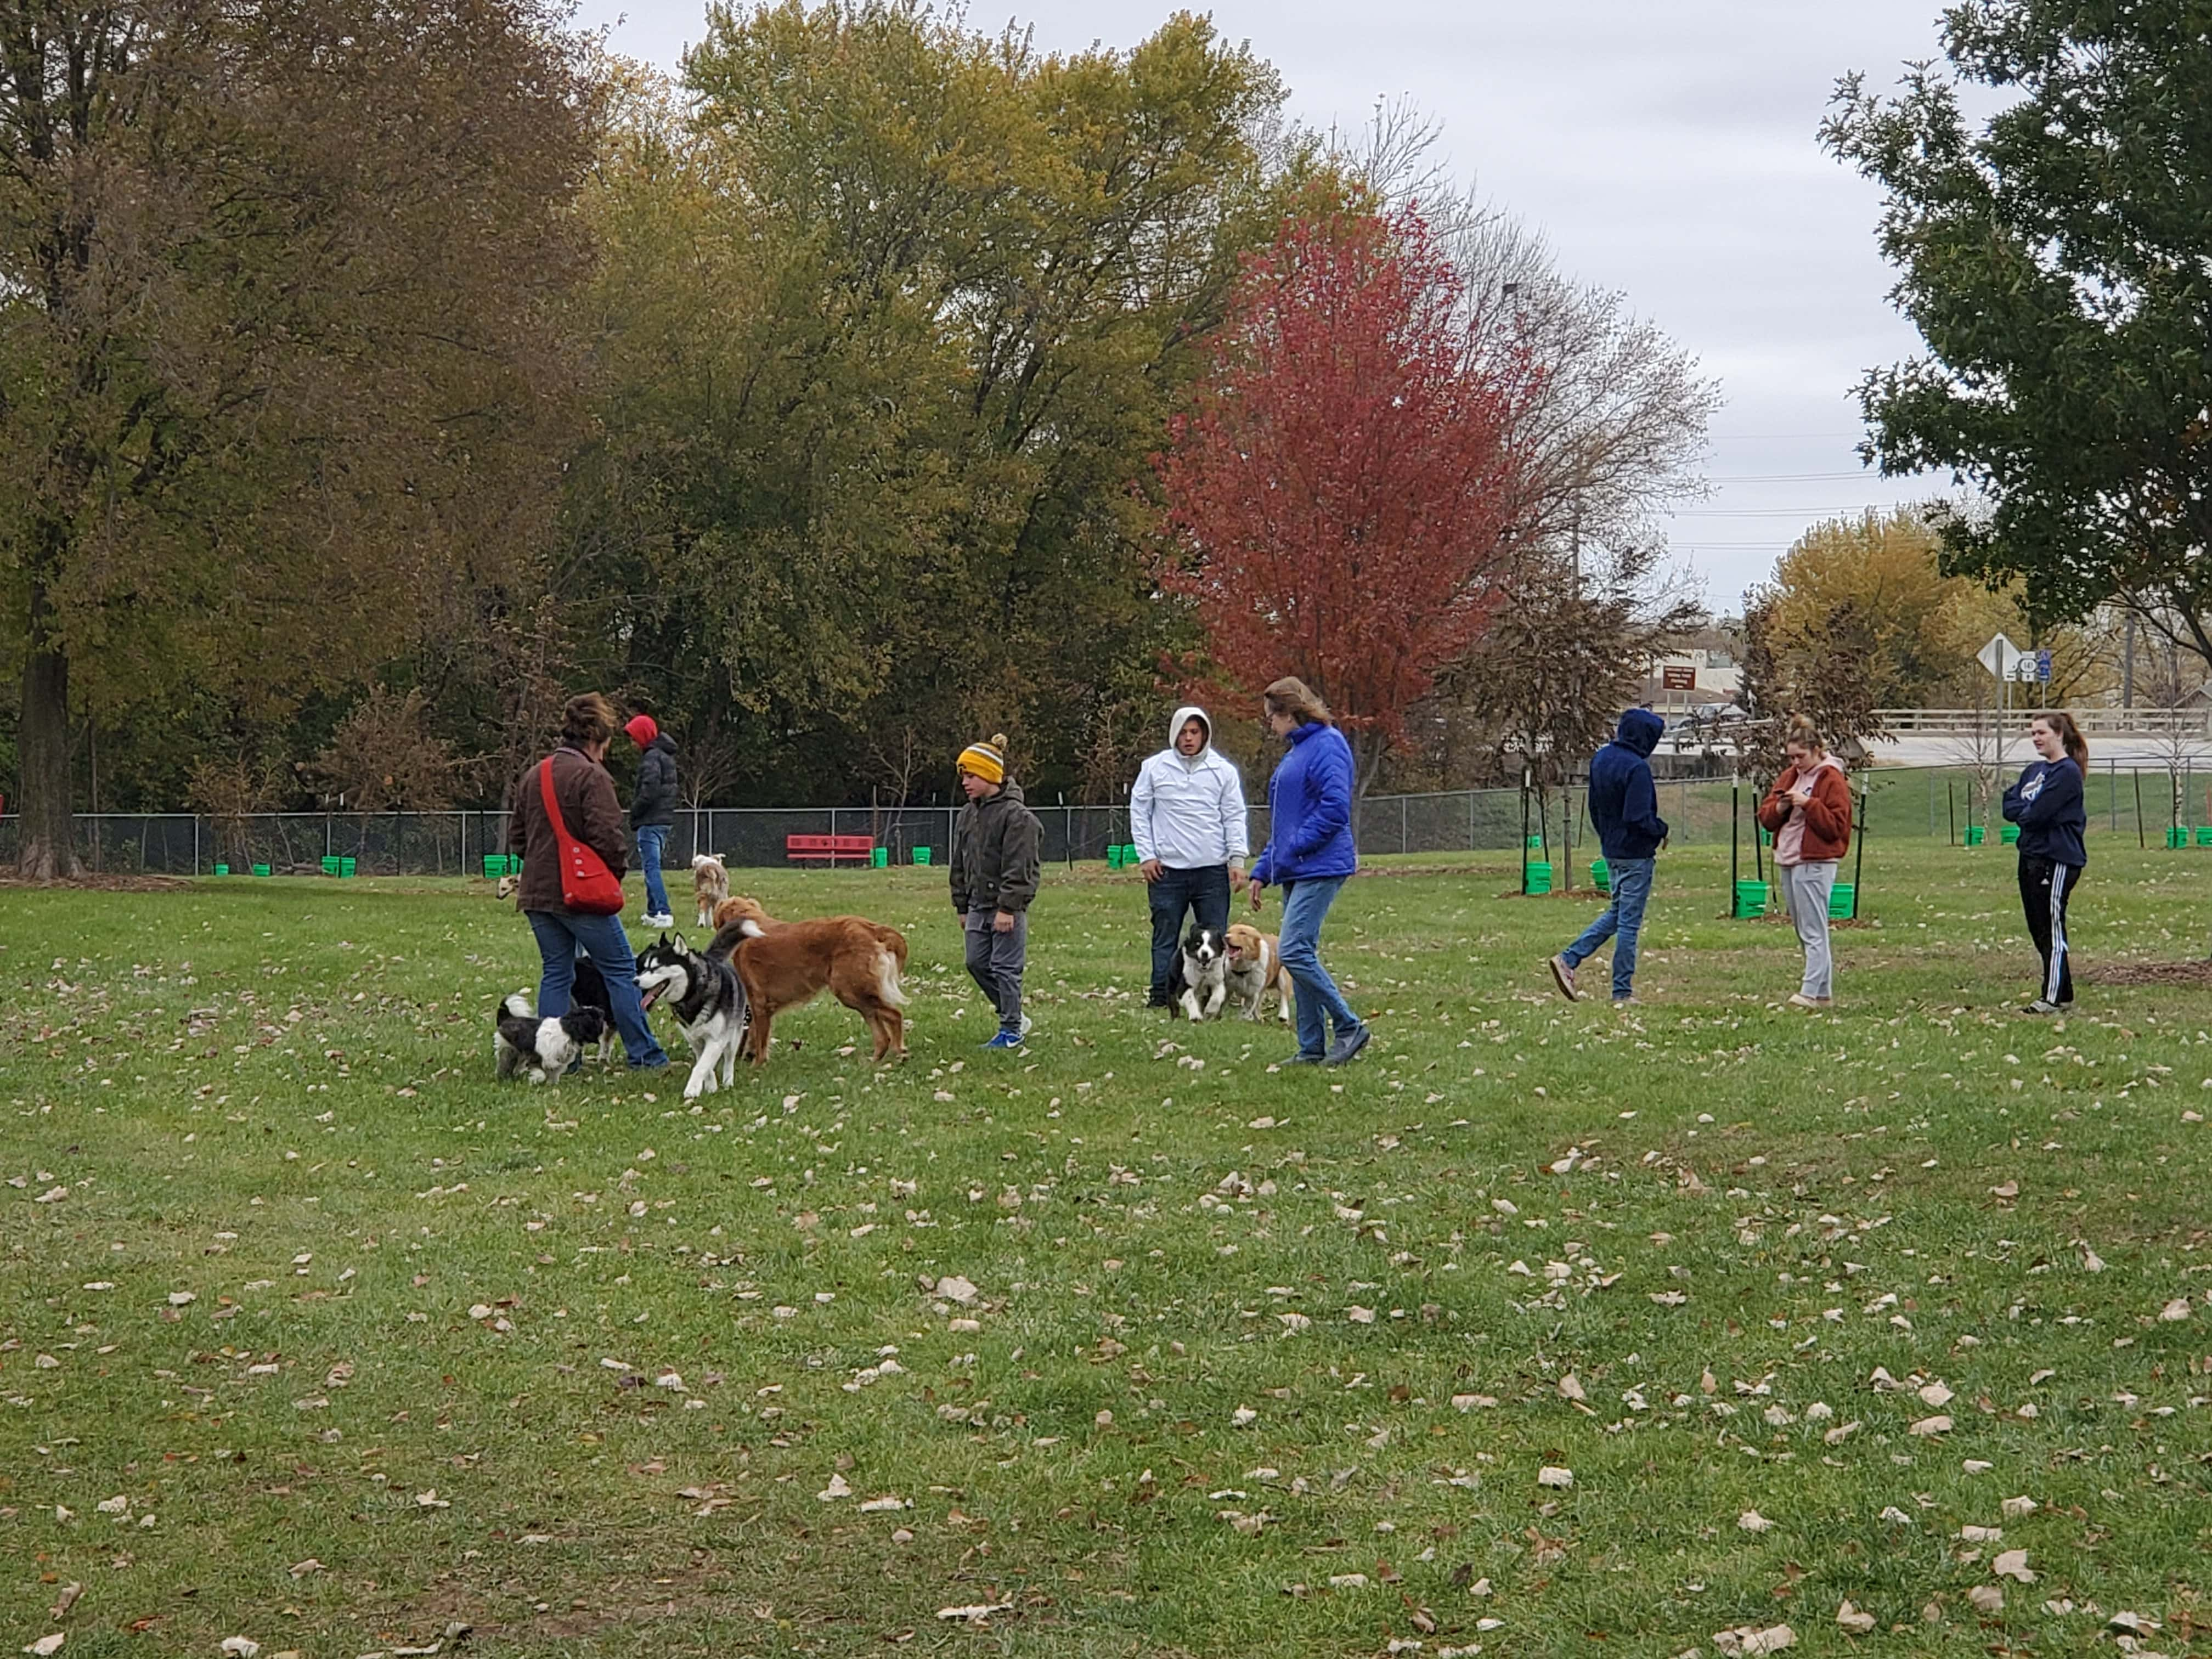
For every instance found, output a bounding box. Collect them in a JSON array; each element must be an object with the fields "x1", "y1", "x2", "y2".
[
  {"x1": 1224, "y1": 923, "x2": 1295, "y2": 1023},
  {"x1": 691, "y1": 854, "x2": 730, "y2": 927},
  {"x1": 708, "y1": 896, "x2": 909, "y2": 1063}
]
